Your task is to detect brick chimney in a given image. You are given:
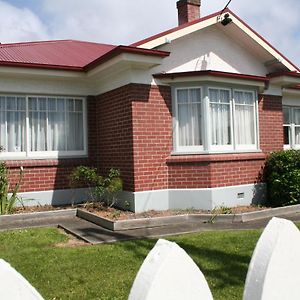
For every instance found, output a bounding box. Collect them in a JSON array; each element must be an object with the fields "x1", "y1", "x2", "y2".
[{"x1": 177, "y1": 0, "x2": 201, "y2": 25}]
